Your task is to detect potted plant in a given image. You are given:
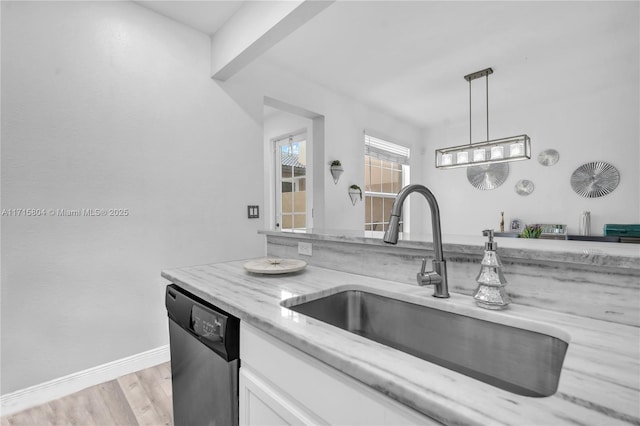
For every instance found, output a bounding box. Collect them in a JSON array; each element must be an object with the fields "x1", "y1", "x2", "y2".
[
  {"x1": 330, "y1": 160, "x2": 344, "y2": 184},
  {"x1": 348, "y1": 184, "x2": 362, "y2": 205},
  {"x1": 520, "y1": 224, "x2": 543, "y2": 238}
]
